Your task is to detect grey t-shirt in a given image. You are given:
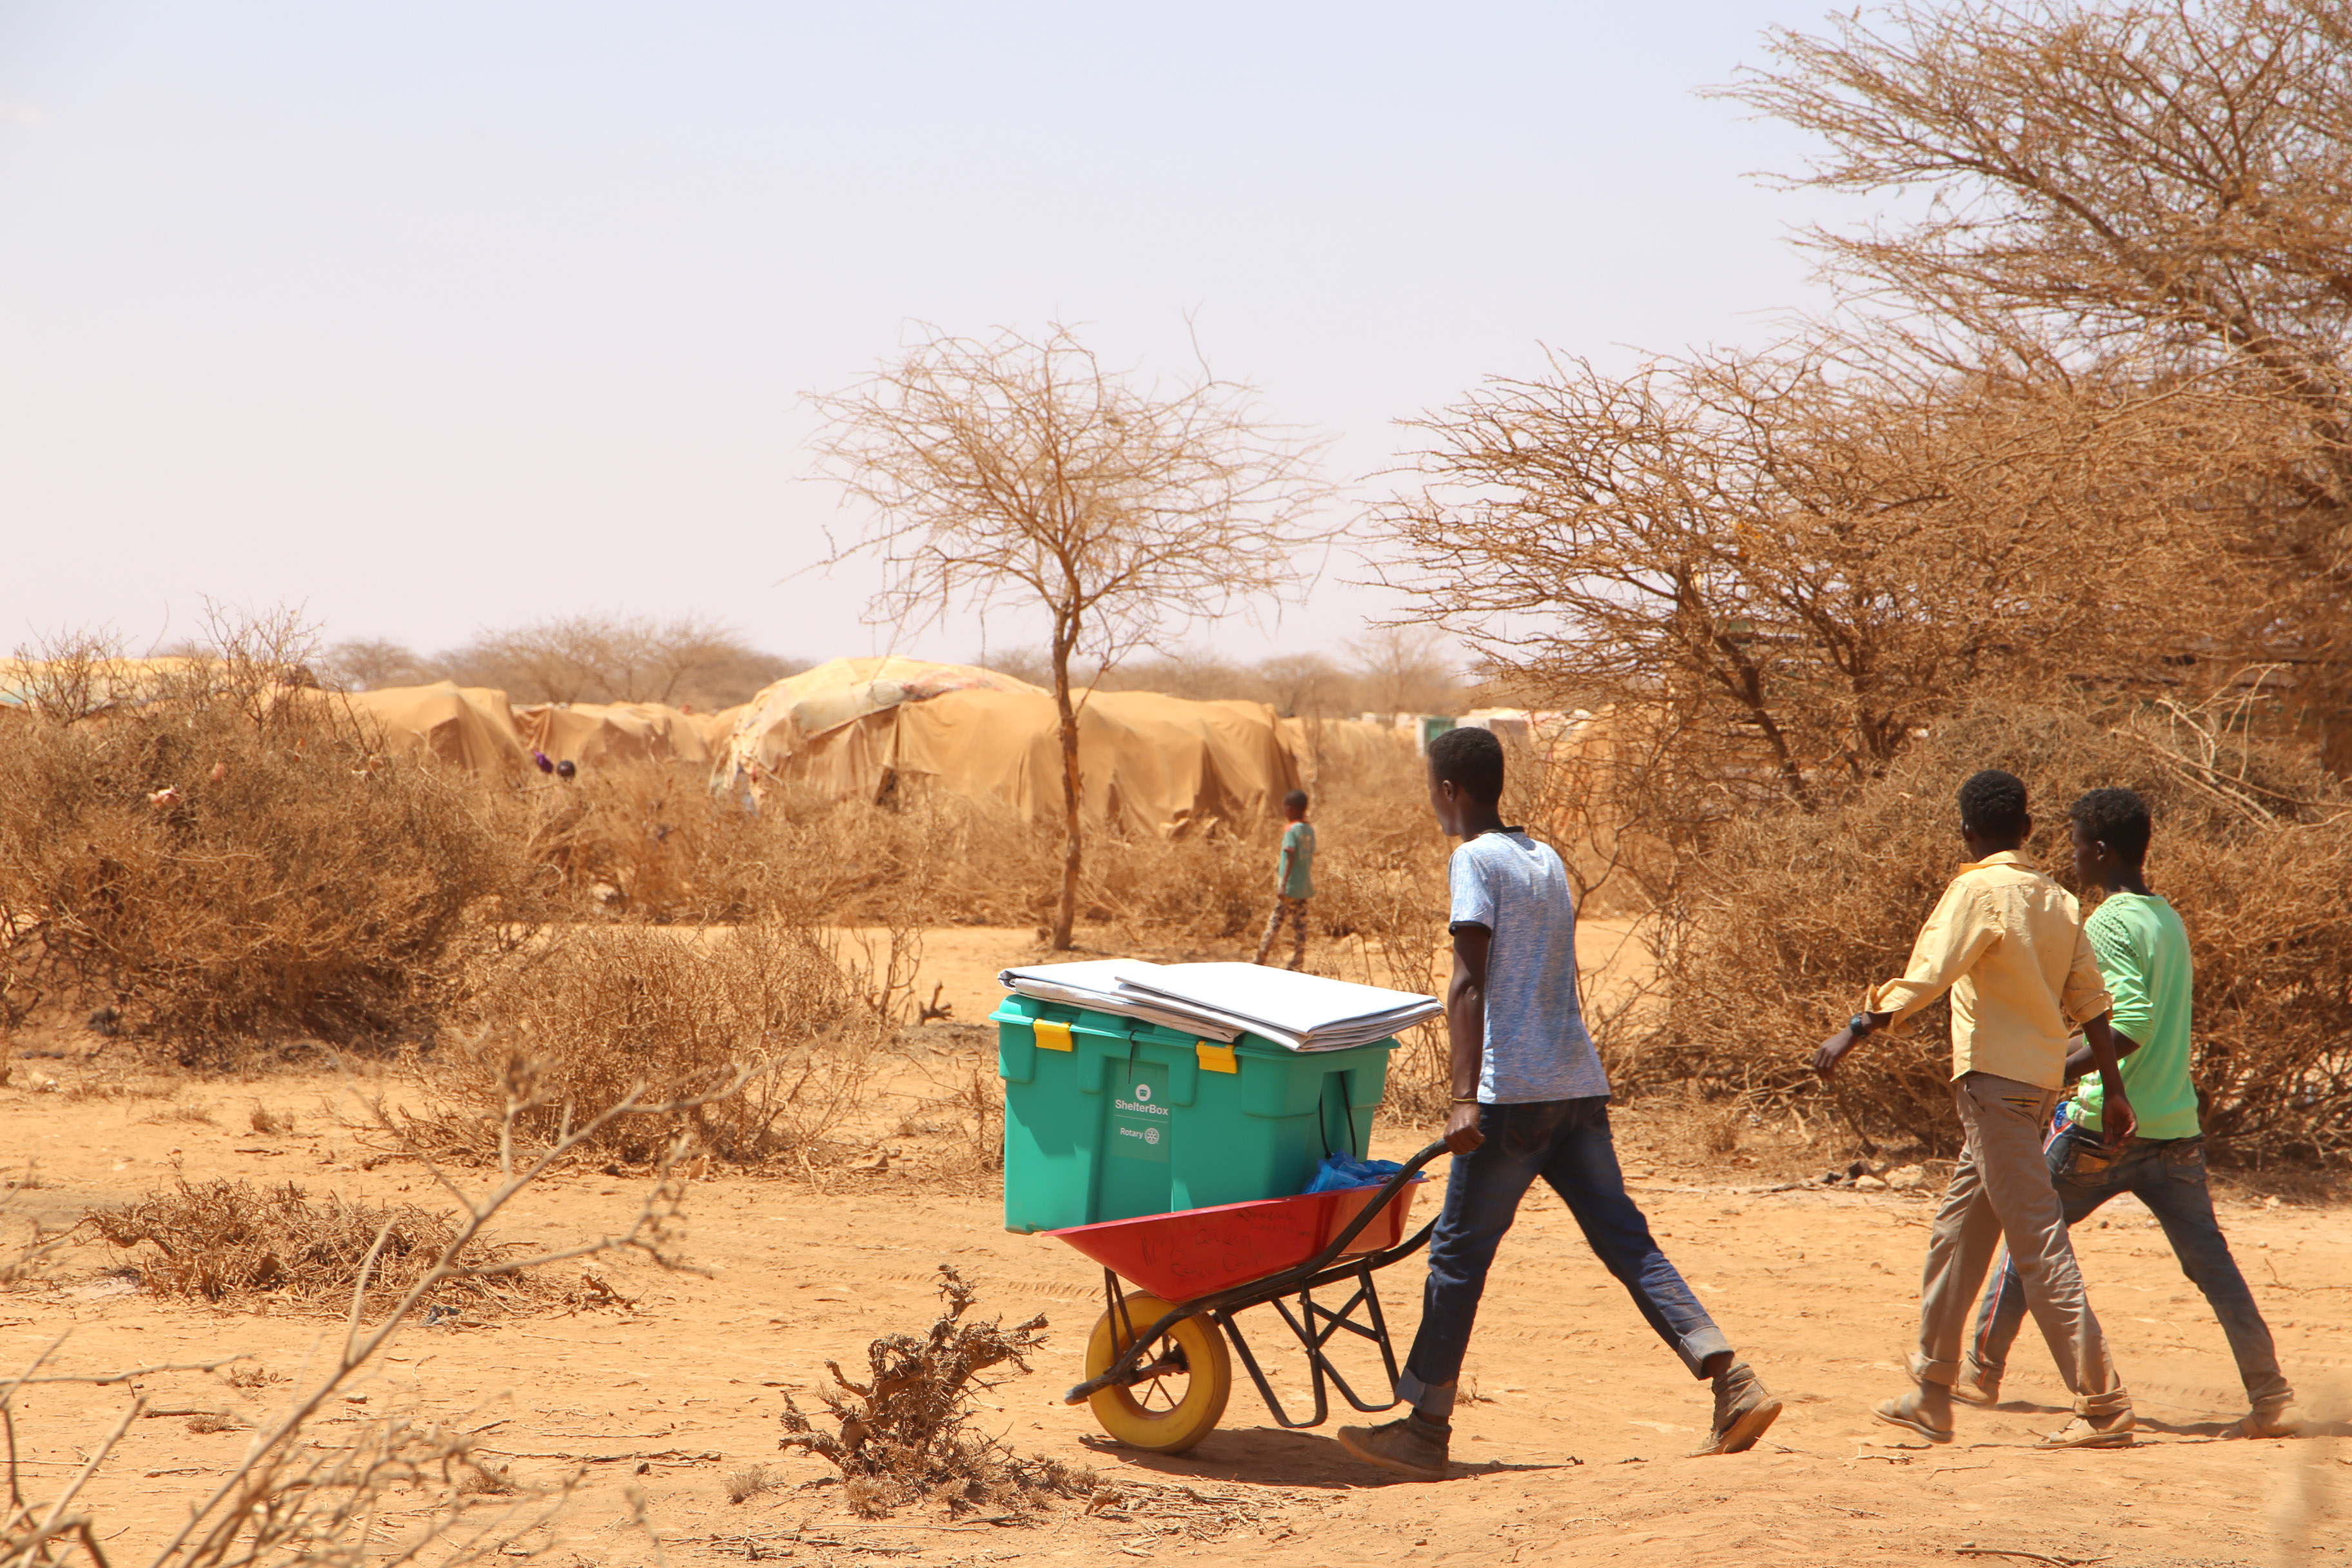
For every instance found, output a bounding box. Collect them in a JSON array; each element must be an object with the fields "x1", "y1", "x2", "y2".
[{"x1": 1449, "y1": 830, "x2": 1608, "y2": 1104}]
